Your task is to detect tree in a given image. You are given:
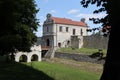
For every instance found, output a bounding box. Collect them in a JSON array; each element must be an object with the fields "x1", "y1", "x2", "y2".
[
  {"x1": 0, "y1": 0, "x2": 39, "y2": 61},
  {"x1": 81, "y1": 0, "x2": 120, "y2": 80}
]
